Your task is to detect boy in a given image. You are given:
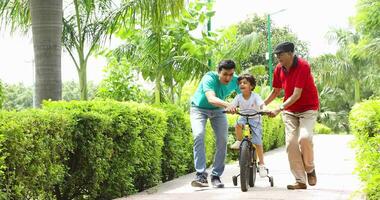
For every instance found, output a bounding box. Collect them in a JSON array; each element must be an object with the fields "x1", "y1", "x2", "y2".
[{"x1": 229, "y1": 74, "x2": 267, "y2": 178}]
